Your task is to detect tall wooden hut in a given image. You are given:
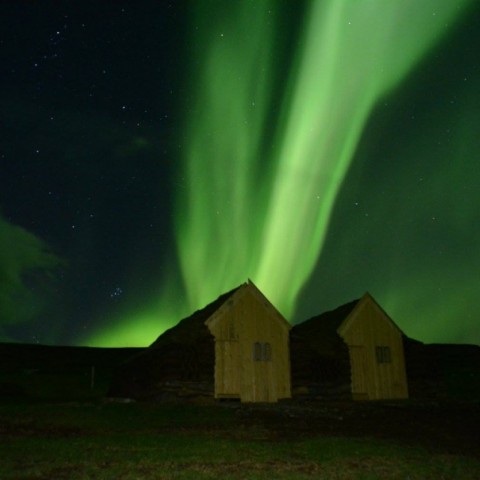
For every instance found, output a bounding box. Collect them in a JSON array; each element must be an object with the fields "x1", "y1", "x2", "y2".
[
  {"x1": 206, "y1": 280, "x2": 291, "y2": 402},
  {"x1": 108, "y1": 280, "x2": 291, "y2": 403},
  {"x1": 292, "y1": 293, "x2": 408, "y2": 400}
]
